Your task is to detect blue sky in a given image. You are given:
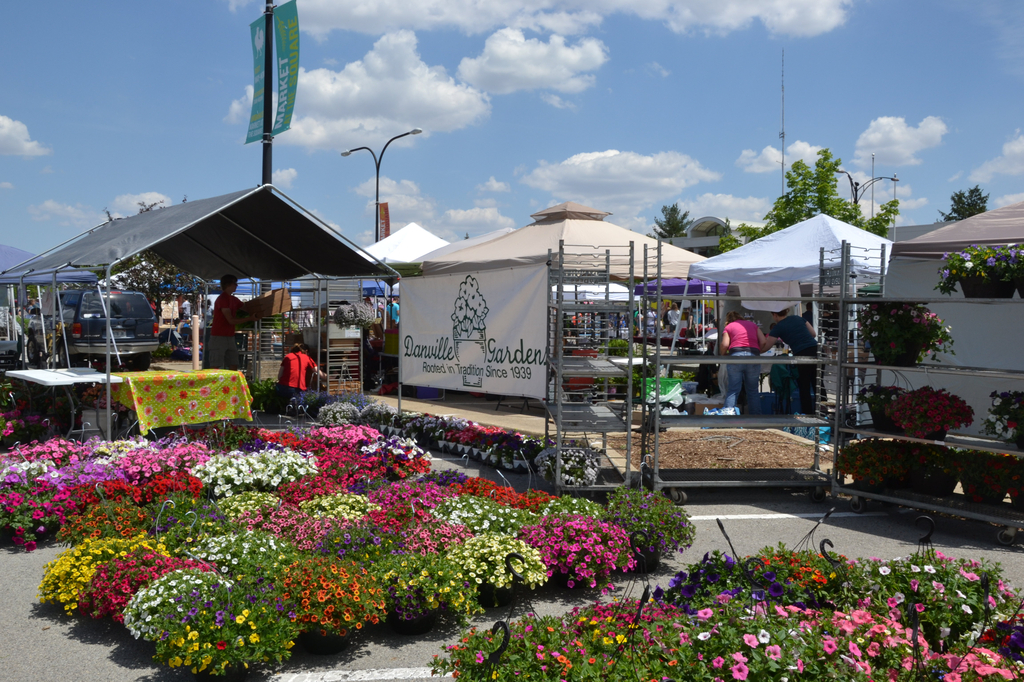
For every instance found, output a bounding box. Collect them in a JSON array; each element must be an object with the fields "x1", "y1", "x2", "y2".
[{"x1": 3, "y1": 0, "x2": 1024, "y2": 256}]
